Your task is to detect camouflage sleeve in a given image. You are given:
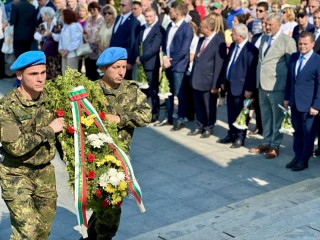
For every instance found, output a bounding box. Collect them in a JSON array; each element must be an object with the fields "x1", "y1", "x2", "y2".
[
  {"x1": 0, "y1": 105, "x2": 55, "y2": 157},
  {"x1": 118, "y1": 85, "x2": 151, "y2": 129}
]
